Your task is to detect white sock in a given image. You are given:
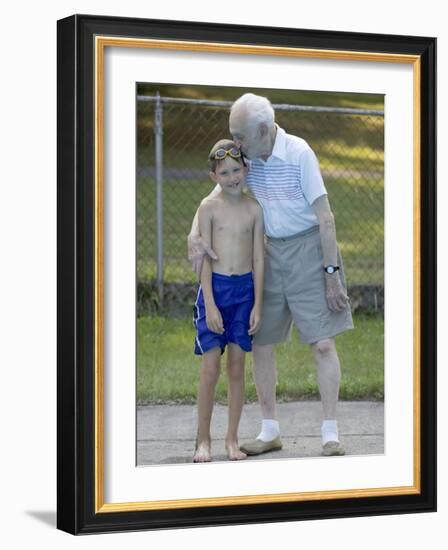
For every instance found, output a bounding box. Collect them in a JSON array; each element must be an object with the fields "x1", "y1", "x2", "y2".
[
  {"x1": 257, "y1": 419, "x2": 280, "y2": 442},
  {"x1": 321, "y1": 419, "x2": 339, "y2": 445}
]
